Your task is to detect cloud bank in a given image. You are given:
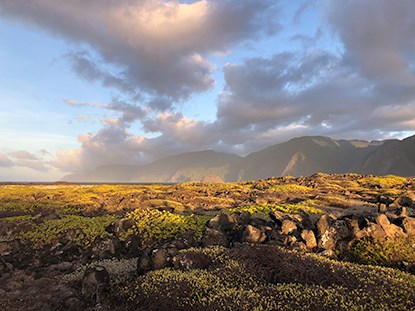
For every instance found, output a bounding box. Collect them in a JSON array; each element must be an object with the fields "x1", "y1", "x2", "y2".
[
  {"x1": 1, "y1": 0, "x2": 415, "y2": 174},
  {"x1": 0, "y1": 0, "x2": 279, "y2": 102}
]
